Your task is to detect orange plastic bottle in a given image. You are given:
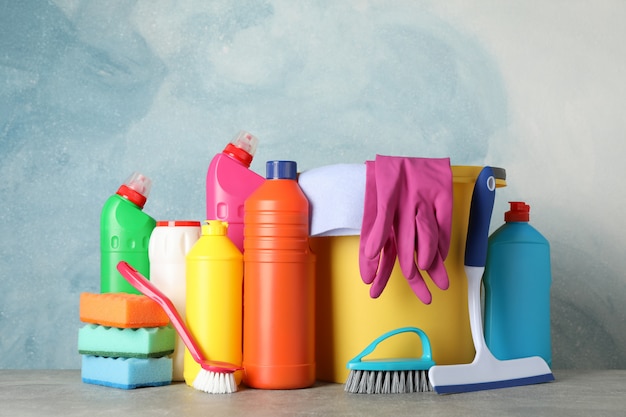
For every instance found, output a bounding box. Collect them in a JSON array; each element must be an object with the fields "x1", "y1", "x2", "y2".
[{"x1": 243, "y1": 160, "x2": 316, "y2": 389}]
